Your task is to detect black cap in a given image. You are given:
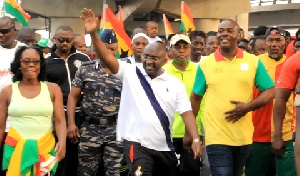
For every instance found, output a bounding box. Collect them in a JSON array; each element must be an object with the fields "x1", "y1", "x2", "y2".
[
  {"x1": 265, "y1": 26, "x2": 286, "y2": 37},
  {"x1": 253, "y1": 25, "x2": 268, "y2": 36},
  {"x1": 101, "y1": 29, "x2": 118, "y2": 44}
]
